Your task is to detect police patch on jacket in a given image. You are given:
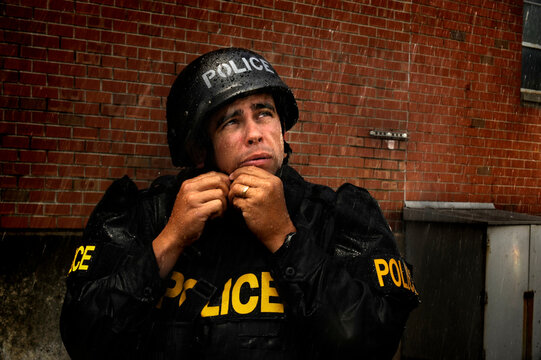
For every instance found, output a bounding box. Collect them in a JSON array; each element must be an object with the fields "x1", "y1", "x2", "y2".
[
  {"x1": 371, "y1": 254, "x2": 417, "y2": 296},
  {"x1": 68, "y1": 244, "x2": 97, "y2": 274},
  {"x1": 158, "y1": 270, "x2": 285, "y2": 320}
]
